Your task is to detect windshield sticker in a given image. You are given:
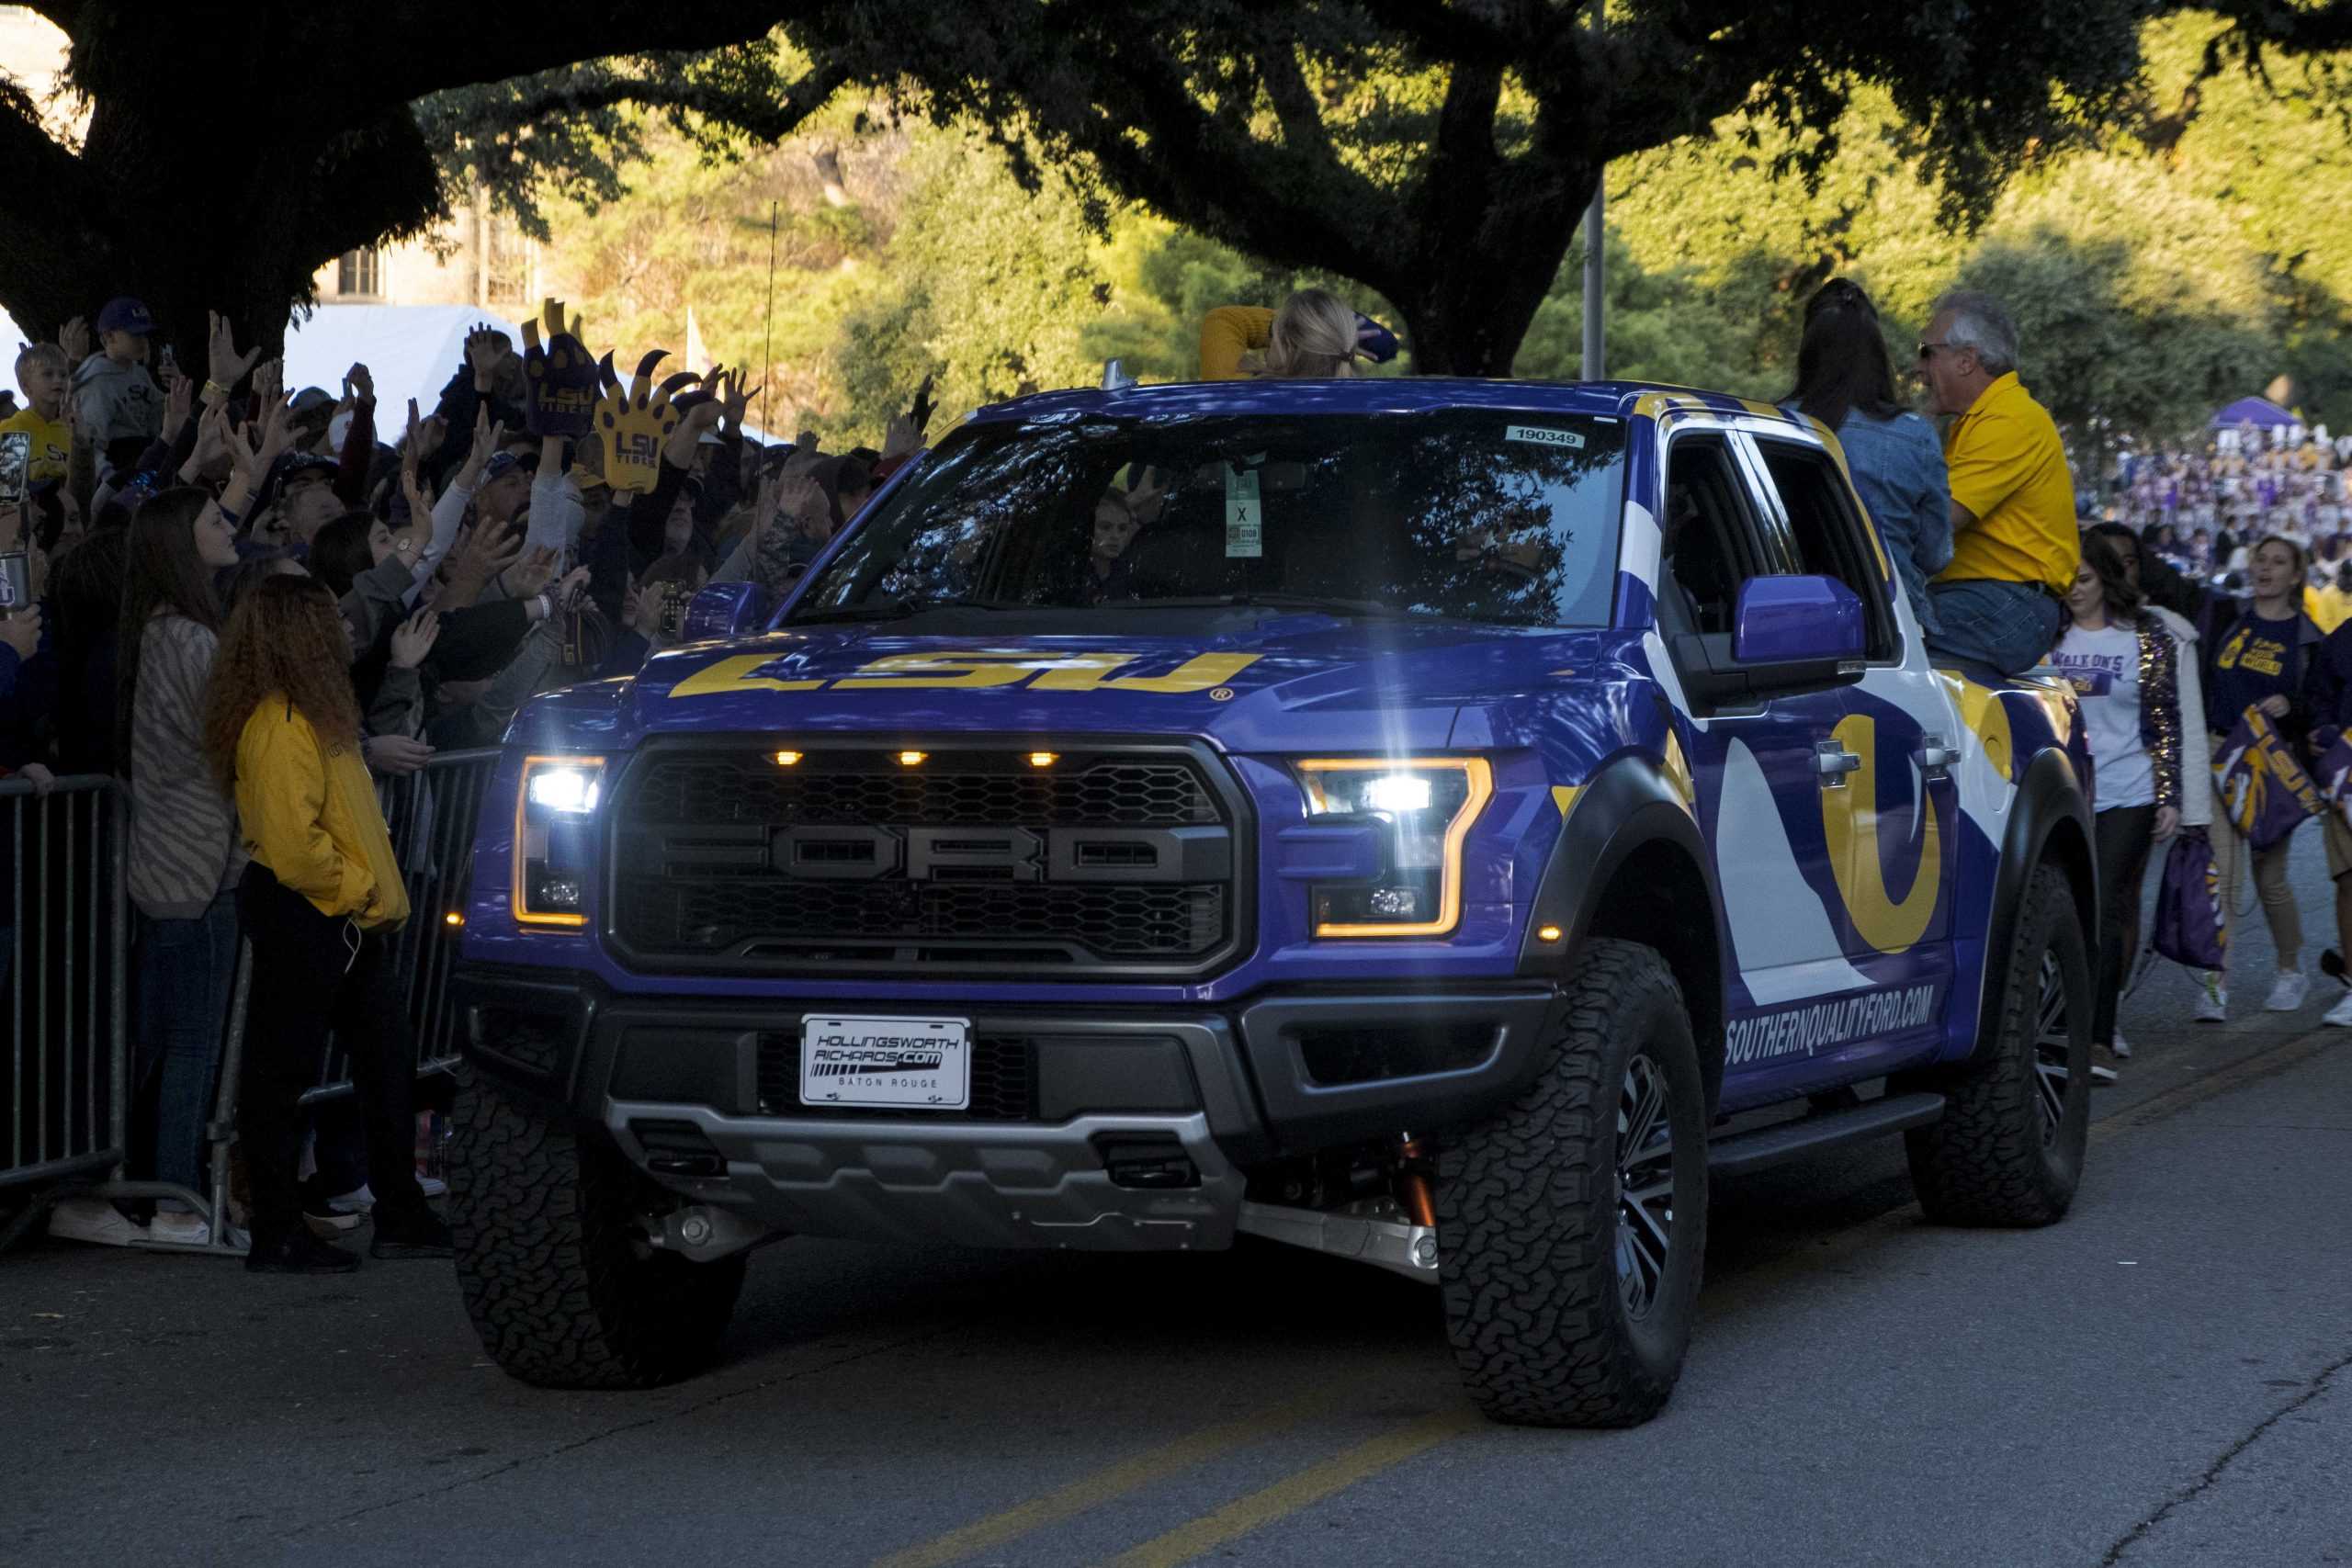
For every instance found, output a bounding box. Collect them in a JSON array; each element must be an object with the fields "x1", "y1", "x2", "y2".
[
  {"x1": 1224, "y1": 466, "x2": 1262, "y2": 558},
  {"x1": 1505, "y1": 424, "x2": 1585, "y2": 450}
]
